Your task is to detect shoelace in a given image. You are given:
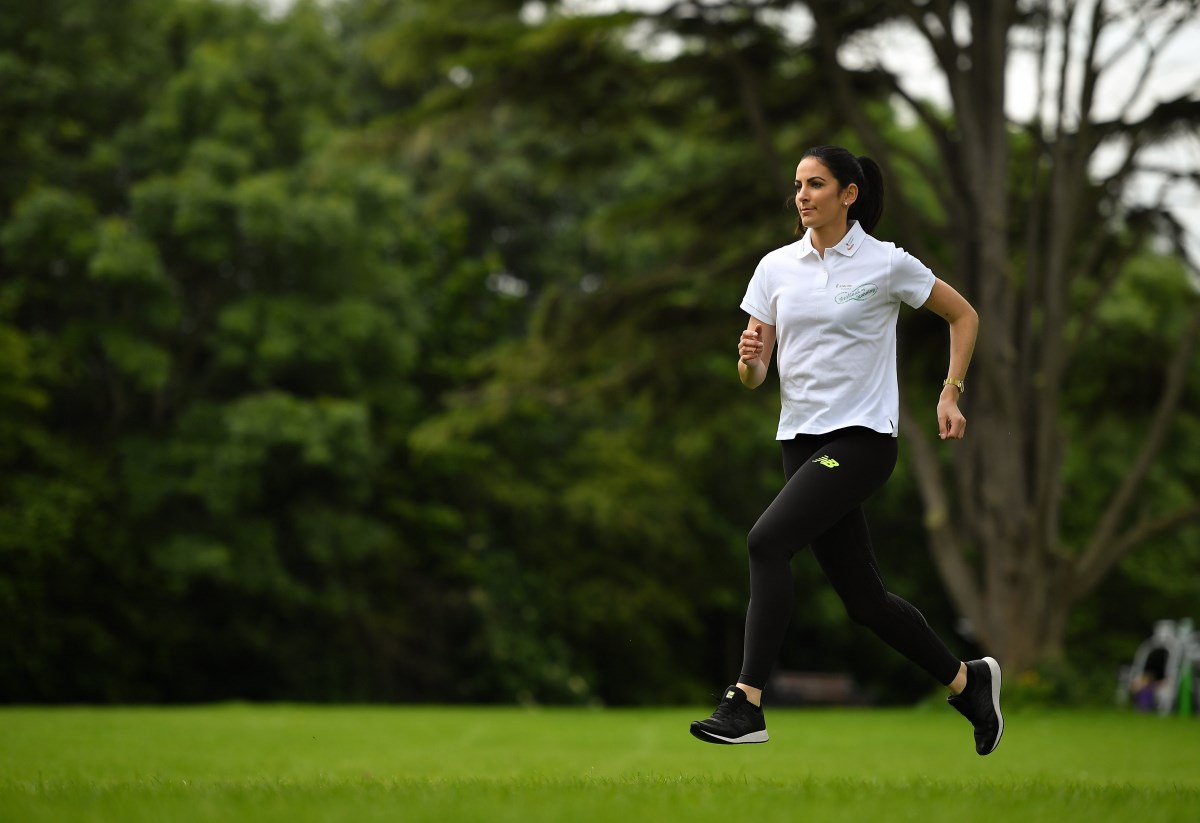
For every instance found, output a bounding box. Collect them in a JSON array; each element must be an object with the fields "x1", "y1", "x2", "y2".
[{"x1": 709, "y1": 697, "x2": 739, "y2": 722}]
